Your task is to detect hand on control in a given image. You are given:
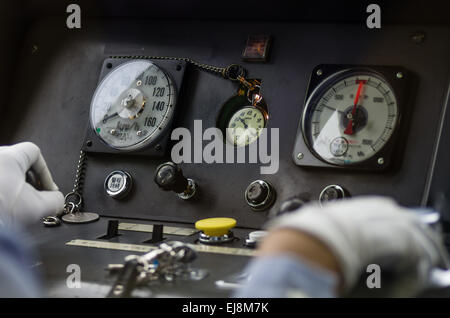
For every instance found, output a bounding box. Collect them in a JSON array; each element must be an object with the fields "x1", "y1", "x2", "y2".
[
  {"x1": 261, "y1": 196, "x2": 449, "y2": 295},
  {"x1": 0, "y1": 142, "x2": 64, "y2": 225}
]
